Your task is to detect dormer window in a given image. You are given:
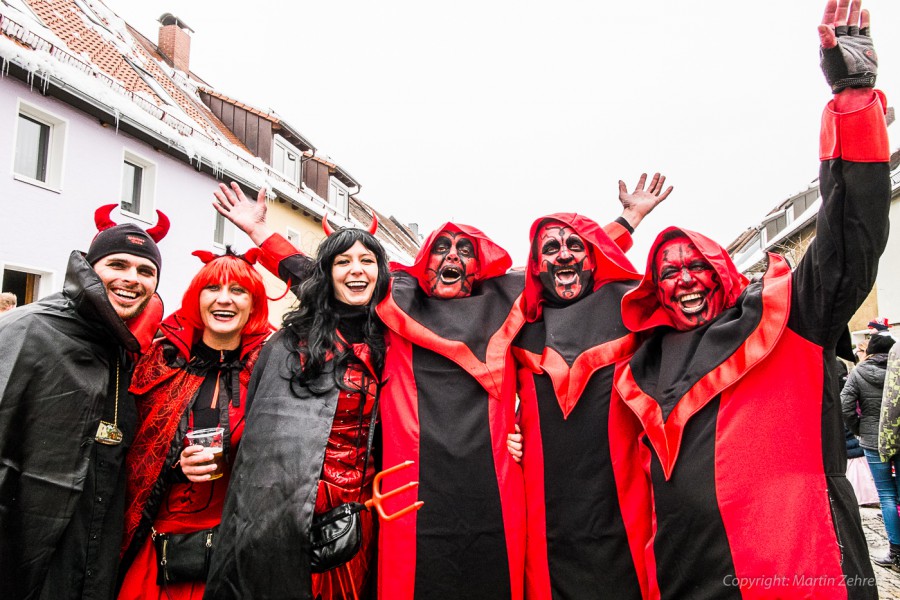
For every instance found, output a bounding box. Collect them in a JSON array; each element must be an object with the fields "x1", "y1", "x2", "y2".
[
  {"x1": 328, "y1": 178, "x2": 350, "y2": 217},
  {"x1": 273, "y1": 135, "x2": 302, "y2": 186}
]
